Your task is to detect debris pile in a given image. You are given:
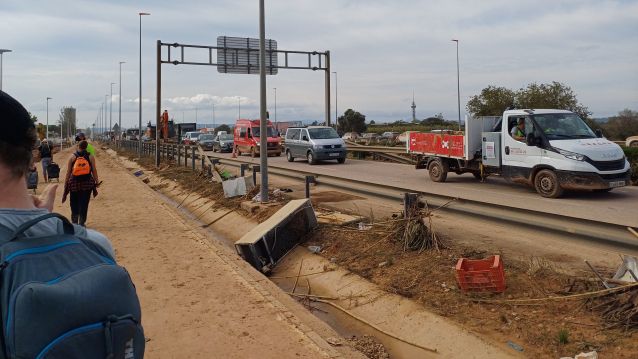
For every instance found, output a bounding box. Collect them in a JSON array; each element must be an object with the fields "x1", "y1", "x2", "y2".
[{"x1": 390, "y1": 202, "x2": 444, "y2": 252}]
